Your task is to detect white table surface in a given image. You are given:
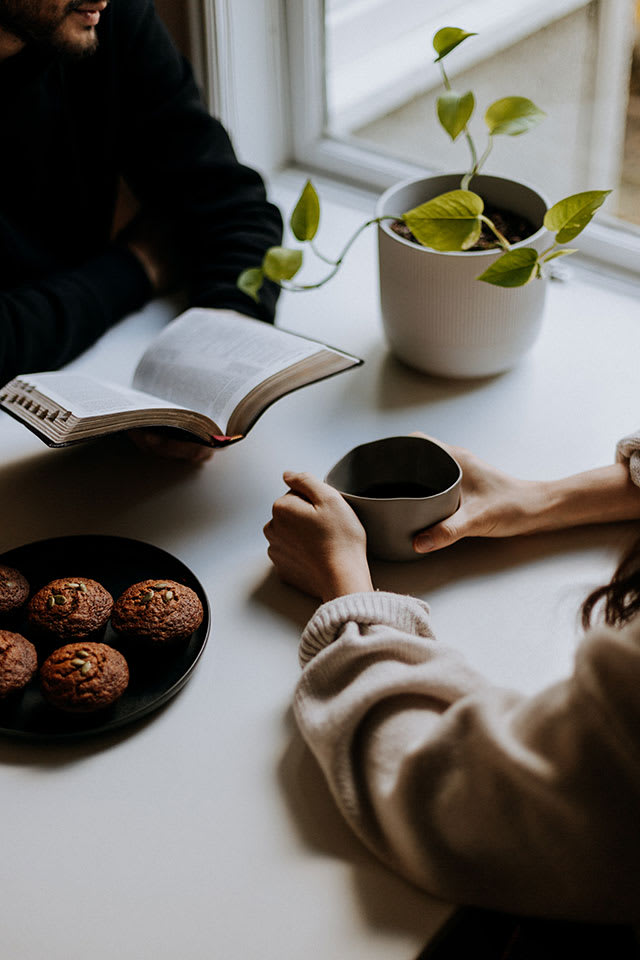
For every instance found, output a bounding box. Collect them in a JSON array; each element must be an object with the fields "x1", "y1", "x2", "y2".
[{"x1": 1, "y1": 177, "x2": 639, "y2": 960}]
